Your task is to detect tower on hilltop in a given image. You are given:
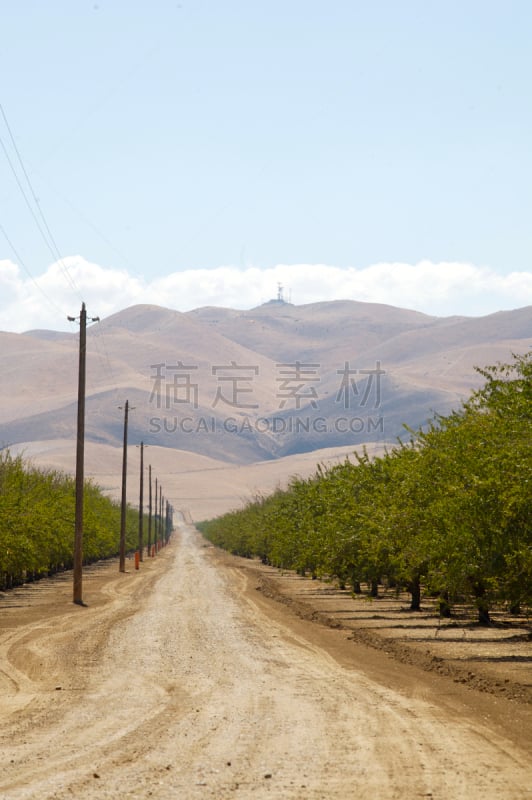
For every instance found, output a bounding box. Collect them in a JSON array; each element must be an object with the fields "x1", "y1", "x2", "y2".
[{"x1": 263, "y1": 281, "x2": 292, "y2": 306}]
